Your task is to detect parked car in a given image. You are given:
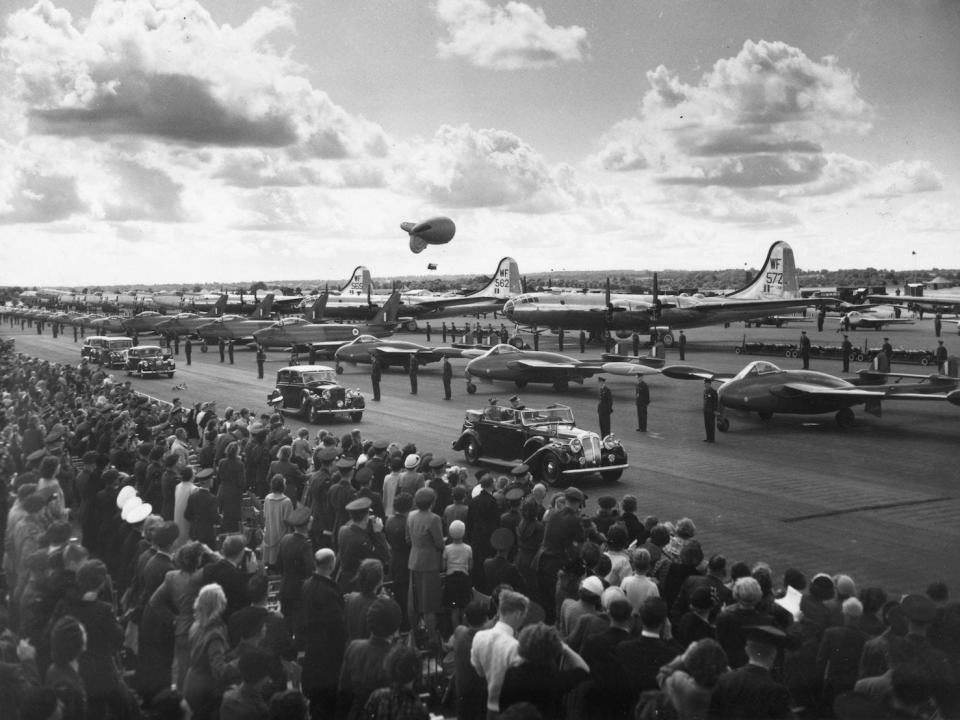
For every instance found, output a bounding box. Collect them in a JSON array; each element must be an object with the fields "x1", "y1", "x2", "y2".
[
  {"x1": 451, "y1": 403, "x2": 628, "y2": 485},
  {"x1": 123, "y1": 345, "x2": 176, "y2": 377},
  {"x1": 81, "y1": 335, "x2": 133, "y2": 368},
  {"x1": 267, "y1": 365, "x2": 365, "y2": 423}
]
